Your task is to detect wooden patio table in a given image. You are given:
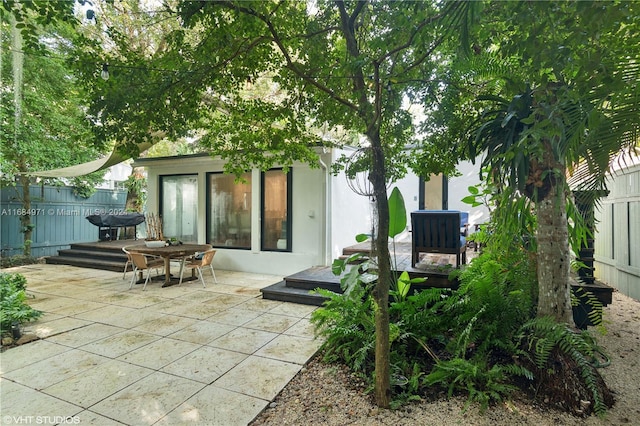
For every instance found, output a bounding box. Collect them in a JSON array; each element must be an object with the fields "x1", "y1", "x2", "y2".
[{"x1": 129, "y1": 243, "x2": 212, "y2": 287}]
